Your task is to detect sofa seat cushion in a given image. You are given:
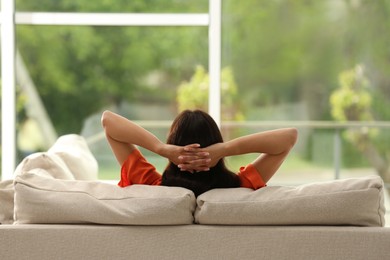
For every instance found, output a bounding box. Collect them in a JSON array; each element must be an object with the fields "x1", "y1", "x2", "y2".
[
  {"x1": 14, "y1": 172, "x2": 196, "y2": 225},
  {"x1": 195, "y1": 176, "x2": 385, "y2": 227}
]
